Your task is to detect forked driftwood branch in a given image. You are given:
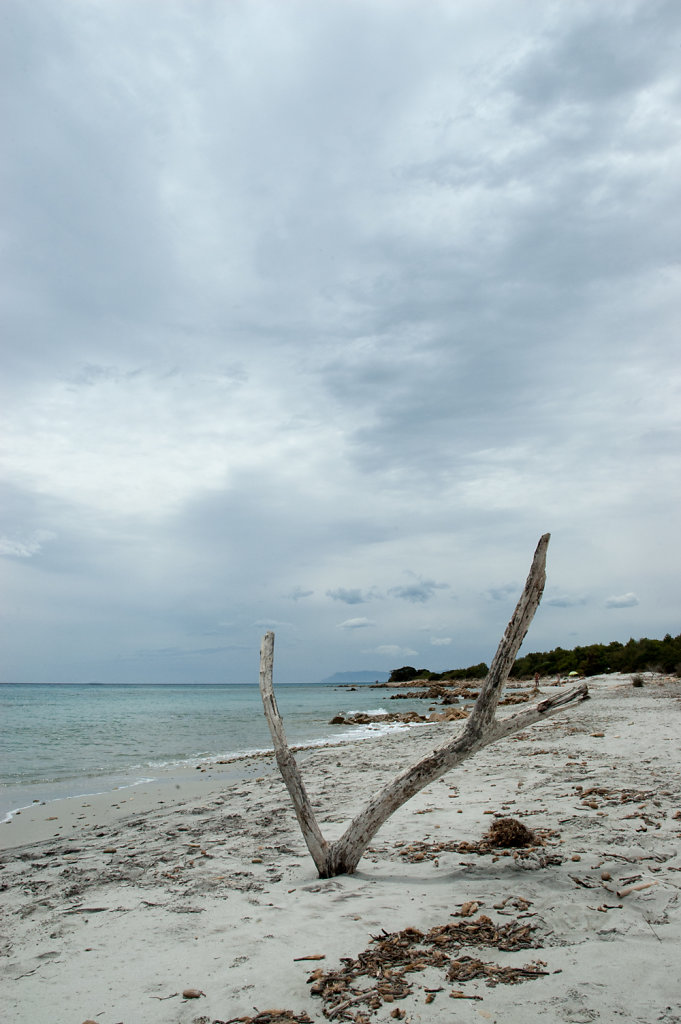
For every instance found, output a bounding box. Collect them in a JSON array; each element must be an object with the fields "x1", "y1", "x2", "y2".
[{"x1": 259, "y1": 533, "x2": 589, "y2": 877}]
